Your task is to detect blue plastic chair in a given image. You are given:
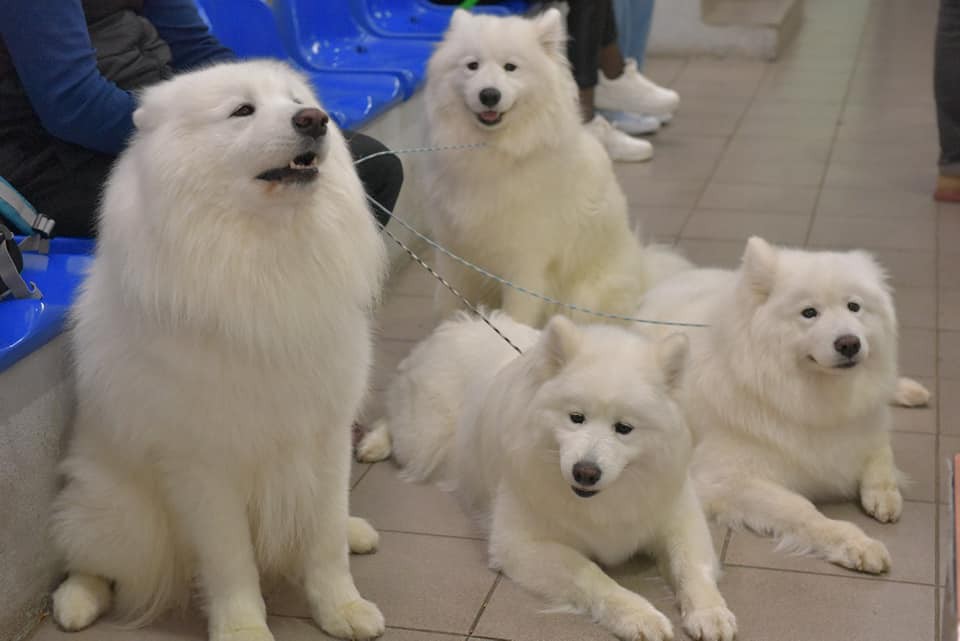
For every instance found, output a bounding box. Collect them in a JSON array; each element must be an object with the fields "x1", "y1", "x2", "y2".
[
  {"x1": 356, "y1": 0, "x2": 519, "y2": 40},
  {"x1": 274, "y1": 0, "x2": 436, "y2": 97},
  {"x1": 195, "y1": 0, "x2": 404, "y2": 128},
  {"x1": 0, "y1": 237, "x2": 94, "y2": 372}
]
